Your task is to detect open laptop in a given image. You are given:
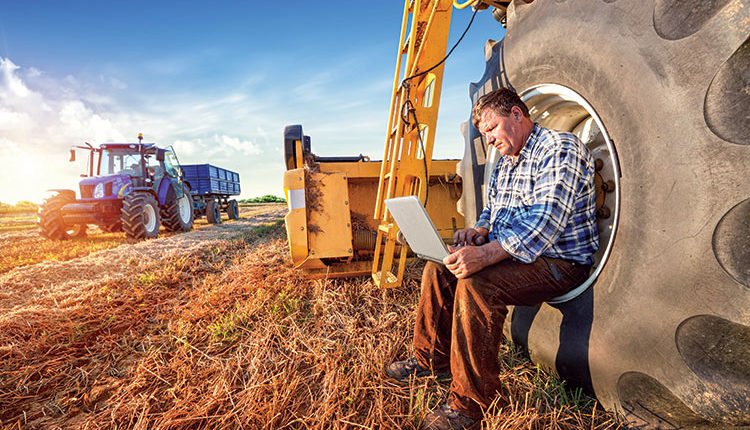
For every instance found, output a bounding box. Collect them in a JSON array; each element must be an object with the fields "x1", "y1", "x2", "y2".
[{"x1": 384, "y1": 196, "x2": 449, "y2": 264}]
